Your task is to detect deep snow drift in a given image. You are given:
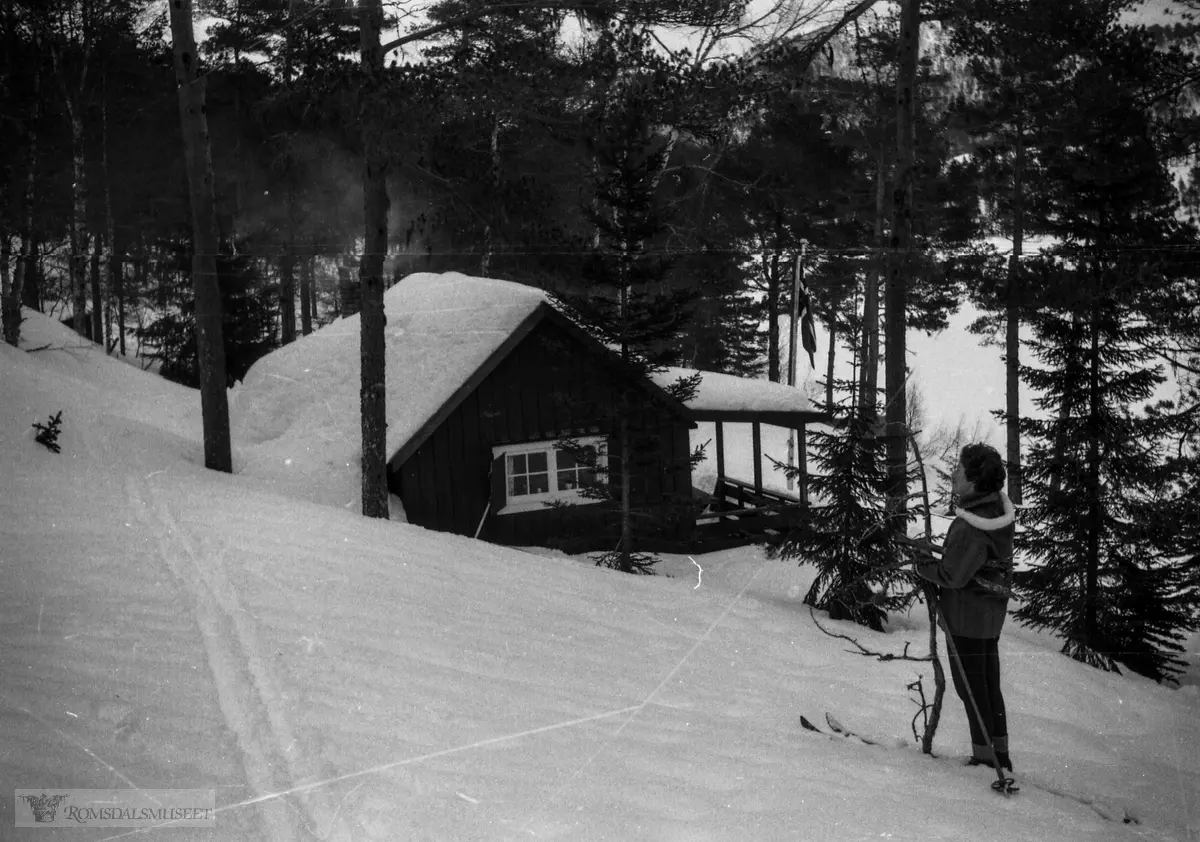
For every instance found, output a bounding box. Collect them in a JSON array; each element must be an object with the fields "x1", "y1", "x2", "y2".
[{"x1": 1, "y1": 304, "x2": 1197, "y2": 841}]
